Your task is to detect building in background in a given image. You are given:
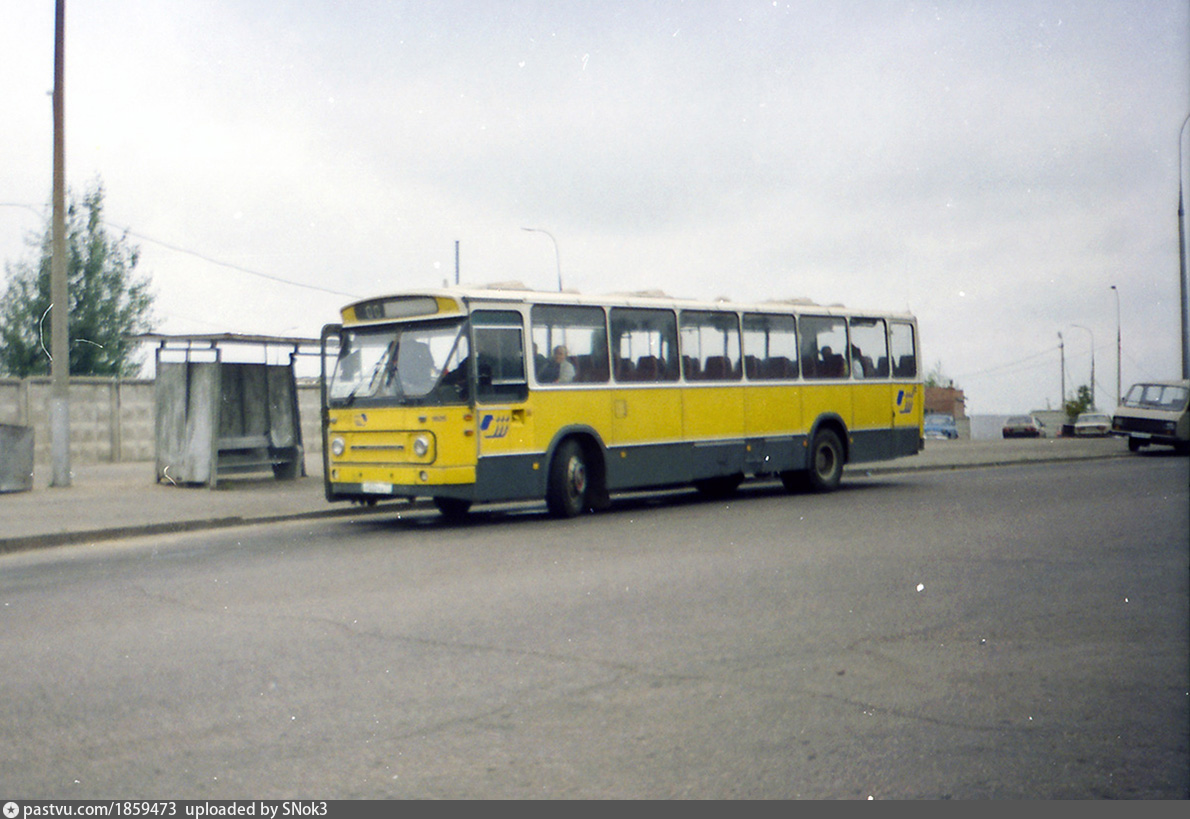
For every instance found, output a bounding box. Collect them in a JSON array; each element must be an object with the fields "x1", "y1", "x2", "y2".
[{"x1": 925, "y1": 385, "x2": 969, "y2": 438}]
